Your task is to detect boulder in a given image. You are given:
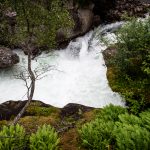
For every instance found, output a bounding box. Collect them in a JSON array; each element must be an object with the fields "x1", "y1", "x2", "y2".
[
  {"x1": 0, "y1": 100, "x2": 94, "y2": 120},
  {"x1": 0, "y1": 47, "x2": 19, "y2": 68},
  {"x1": 56, "y1": 1, "x2": 96, "y2": 47},
  {"x1": 106, "y1": 0, "x2": 150, "y2": 21}
]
